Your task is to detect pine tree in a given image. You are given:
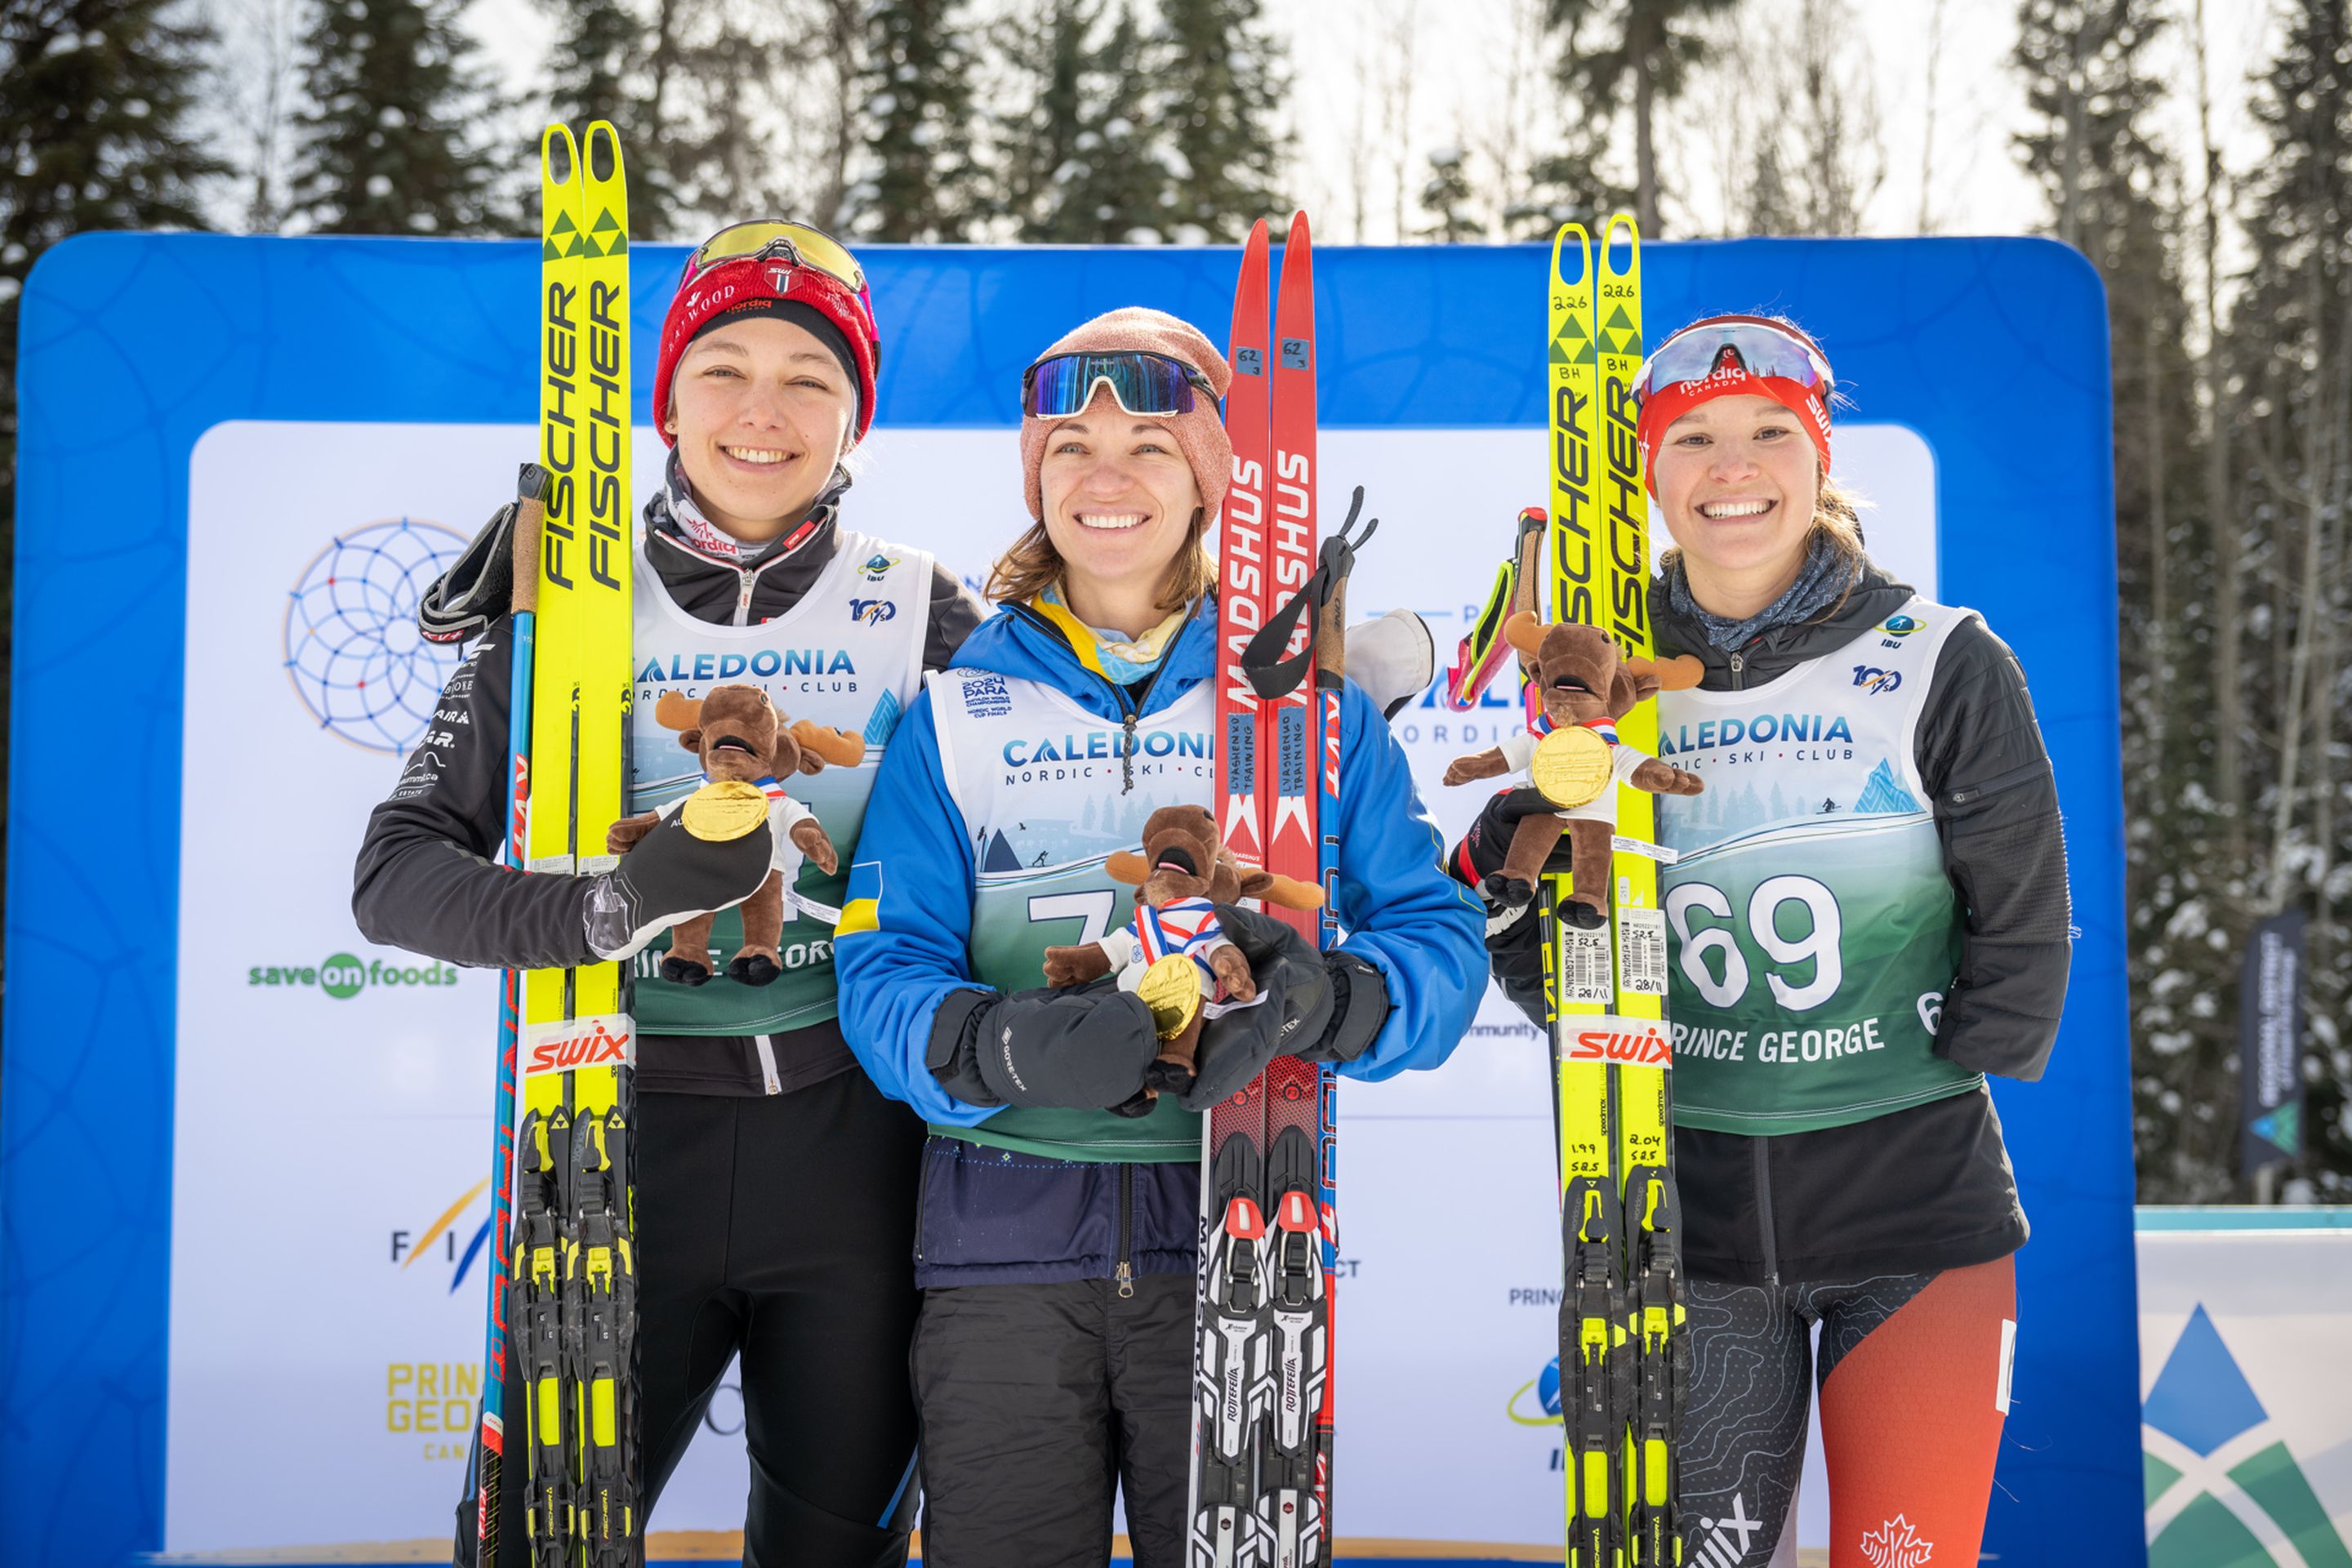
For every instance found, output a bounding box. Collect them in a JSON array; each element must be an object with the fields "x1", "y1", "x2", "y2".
[
  {"x1": 845, "y1": 0, "x2": 981, "y2": 242},
  {"x1": 545, "y1": 0, "x2": 639, "y2": 128},
  {"x1": 1, "y1": 0, "x2": 225, "y2": 931},
  {"x1": 1417, "y1": 146, "x2": 1478, "y2": 242},
  {"x1": 1541, "y1": 0, "x2": 1740, "y2": 234},
  {"x1": 288, "y1": 0, "x2": 508, "y2": 234},
  {"x1": 2226, "y1": 0, "x2": 2351, "y2": 1196},
  {"x1": 992, "y1": 0, "x2": 1102, "y2": 239},
  {"x1": 1155, "y1": 0, "x2": 1287, "y2": 242},
  {"x1": 1057, "y1": 4, "x2": 1176, "y2": 243}
]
